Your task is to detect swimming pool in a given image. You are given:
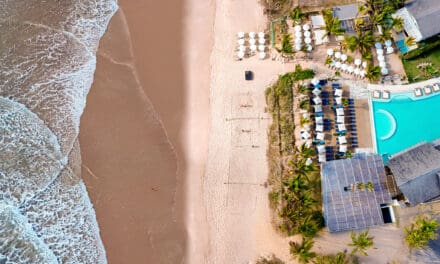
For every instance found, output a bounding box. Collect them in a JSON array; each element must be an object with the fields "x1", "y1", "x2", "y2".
[{"x1": 372, "y1": 92, "x2": 440, "y2": 158}]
